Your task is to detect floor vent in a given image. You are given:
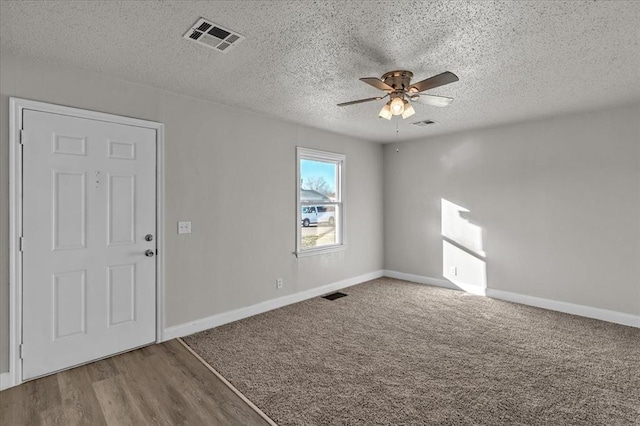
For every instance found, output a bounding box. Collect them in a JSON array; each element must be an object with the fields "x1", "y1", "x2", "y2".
[
  {"x1": 322, "y1": 292, "x2": 348, "y2": 301},
  {"x1": 412, "y1": 119, "x2": 437, "y2": 127},
  {"x1": 183, "y1": 18, "x2": 245, "y2": 53}
]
